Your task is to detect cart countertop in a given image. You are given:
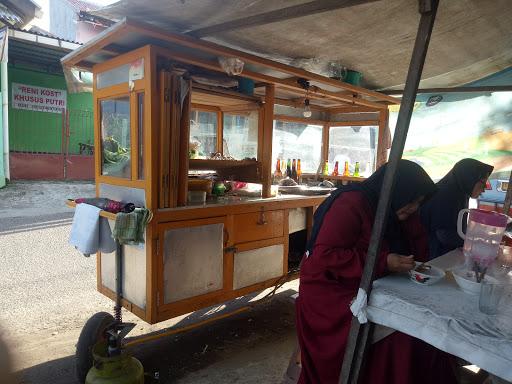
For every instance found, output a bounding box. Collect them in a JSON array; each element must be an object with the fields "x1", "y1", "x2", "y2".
[
  {"x1": 67, "y1": 194, "x2": 326, "y2": 223},
  {"x1": 156, "y1": 194, "x2": 326, "y2": 222}
]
